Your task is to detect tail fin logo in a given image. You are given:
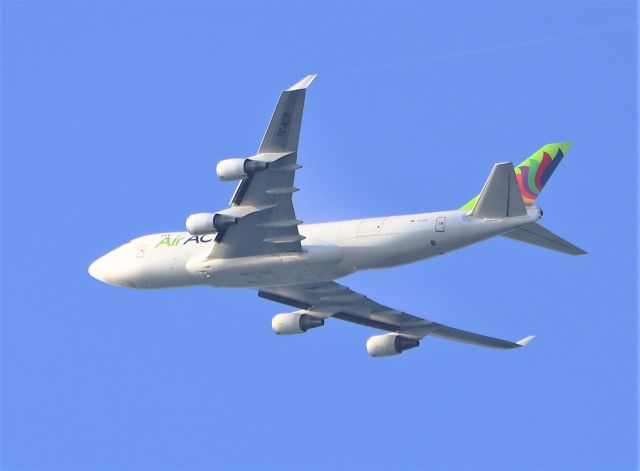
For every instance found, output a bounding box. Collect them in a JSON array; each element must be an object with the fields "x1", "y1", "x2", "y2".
[
  {"x1": 514, "y1": 144, "x2": 568, "y2": 205},
  {"x1": 459, "y1": 142, "x2": 571, "y2": 211}
]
